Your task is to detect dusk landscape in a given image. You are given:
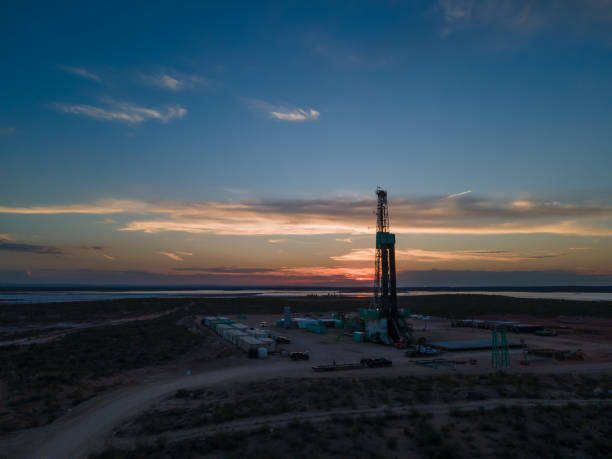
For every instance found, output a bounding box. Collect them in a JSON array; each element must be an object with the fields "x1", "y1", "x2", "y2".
[{"x1": 1, "y1": 2, "x2": 612, "y2": 458}]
